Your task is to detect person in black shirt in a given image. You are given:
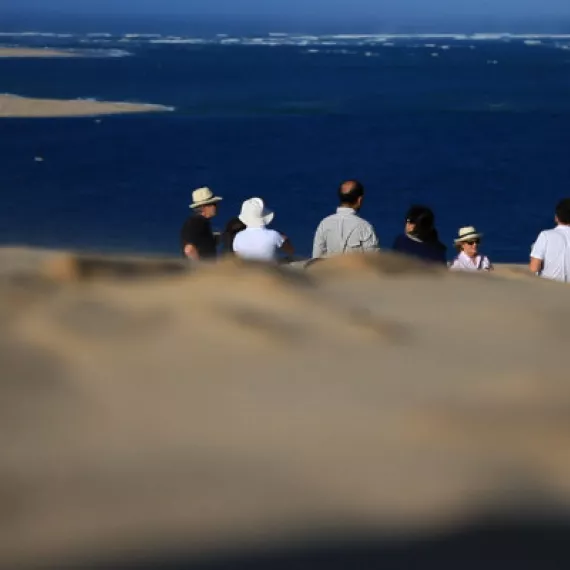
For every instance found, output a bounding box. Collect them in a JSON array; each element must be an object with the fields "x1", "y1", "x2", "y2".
[
  {"x1": 180, "y1": 187, "x2": 223, "y2": 260},
  {"x1": 392, "y1": 205, "x2": 447, "y2": 264}
]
